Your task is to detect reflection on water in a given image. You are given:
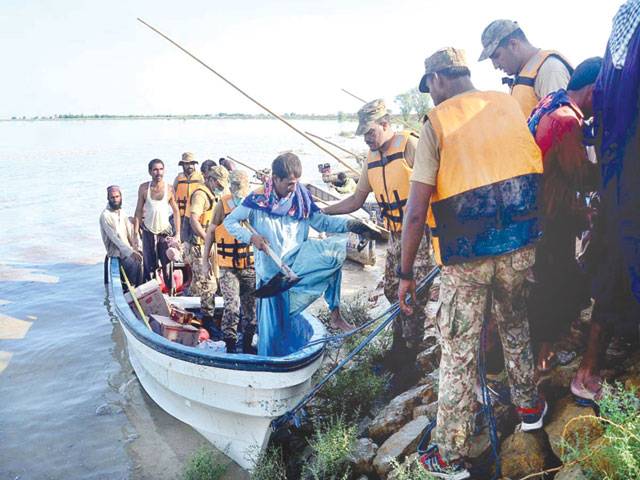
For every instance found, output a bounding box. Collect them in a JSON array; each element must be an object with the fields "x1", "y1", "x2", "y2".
[{"x1": 0, "y1": 119, "x2": 359, "y2": 478}]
